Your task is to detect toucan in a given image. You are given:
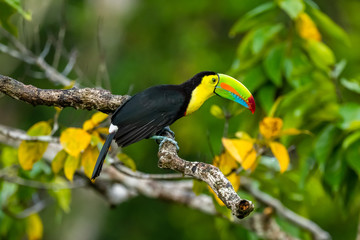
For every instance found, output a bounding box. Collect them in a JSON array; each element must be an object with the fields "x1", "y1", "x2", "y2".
[{"x1": 91, "y1": 71, "x2": 255, "y2": 180}]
